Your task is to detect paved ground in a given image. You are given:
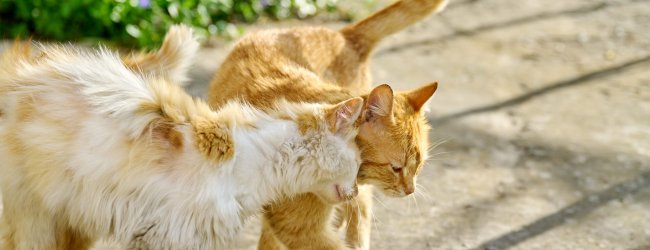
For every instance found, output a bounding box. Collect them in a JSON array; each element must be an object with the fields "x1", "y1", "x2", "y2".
[
  {"x1": 186, "y1": 1, "x2": 650, "y2": 249},
  {"x1": 2, "y1": 0, "x2": 650, "y2": 249}
]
